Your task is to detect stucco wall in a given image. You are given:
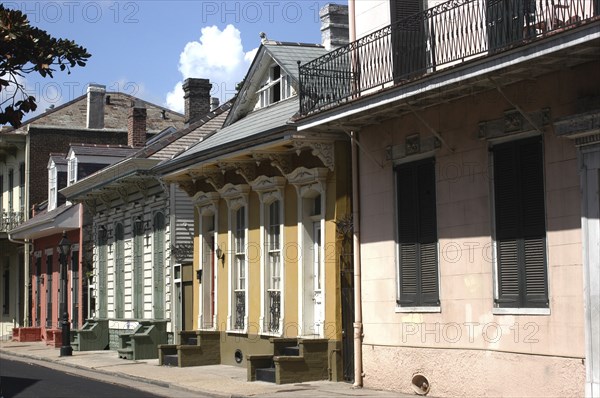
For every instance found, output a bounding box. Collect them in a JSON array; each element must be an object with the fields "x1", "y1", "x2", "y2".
[
  {"x1": 363, "y1": 344, "x2": 585, "y2": 397},
  {"x1": 357, "y1": 61, "x2": 595, "y2": 395}
]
